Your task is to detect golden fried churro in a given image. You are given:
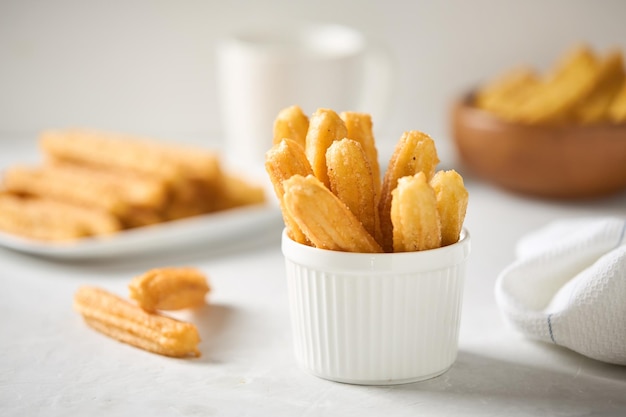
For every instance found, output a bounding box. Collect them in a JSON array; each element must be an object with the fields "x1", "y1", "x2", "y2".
[
  {"x1": 573, "y1": 50, "x2": 625, "y2": 124},
  {"x1": 475, "y1": 67, "x2": 541, "y2": 120},
  {"x1": 74, "y1": 286, "x2": 201, "y2": 358},
  {"x1": 265, "y1": 138, "x2": 314, "y2": 245},
  {"x1": 609, "y1": 82, "x2": 626, "y2": 123},
  {"x1": 129, "y1": 267, "x2": 210, "y2": 312},
  {"x1": 379, "y1": 131, "x2": 439, "y2": 252},
  {"x1": 340, "y1": 111, "x2": 381, "y2": 197},
  {"x1": 430, "y1": 170, "x2": 468, "y2": 246},
  {"x1": 40, "y1": 129, "x2": 222, "y2": 185},
  {"x1": 0, "y1": 193, "x2": 121, "y2": 241},
  {"x1": 282, "y1": 174, "x2": 383, "y2": 253},
  {"x1": 515, "y1": 45, "x2": 600, "y2": 124},
  {"x1": 391, "y1": 172, "x2": 441, "y2": 252},
  {"x1": 273, "y1": 105, "x2": 310, "y2": 148},
  {"x1": 2, "y1": 163, "x2": 167, "y2": 227},
  {"x1": 305, "y1": 108, "x2": 348, "y2": 187},
  {"x1": 326, "y1": 139, "x2": 381, "y2": 245}
]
